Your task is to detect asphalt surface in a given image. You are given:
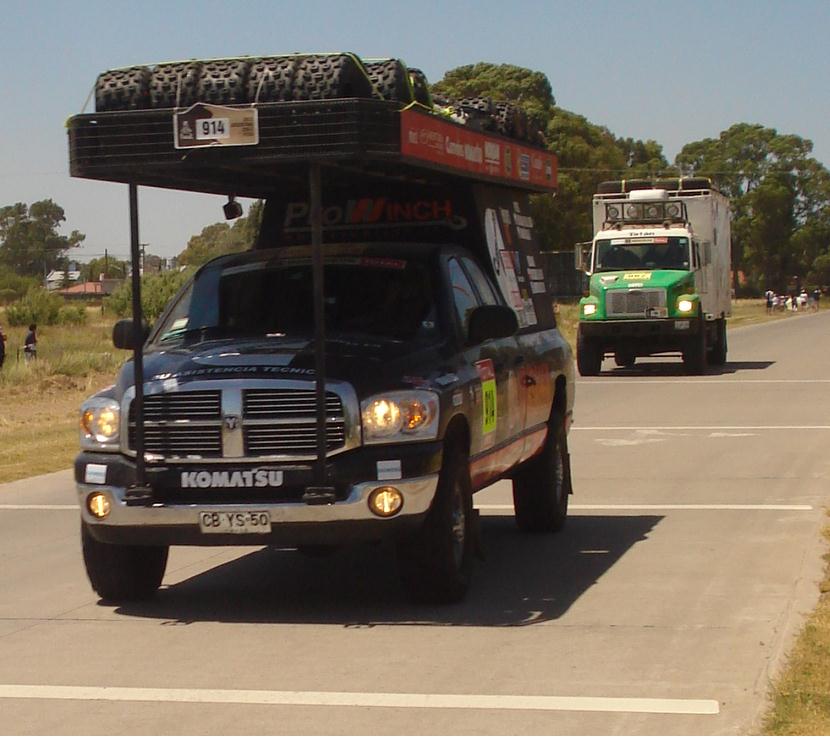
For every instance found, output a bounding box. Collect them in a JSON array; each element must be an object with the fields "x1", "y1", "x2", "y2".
[{"x1": 1, "y1": 310, "x2": 828, "y2": 734}]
